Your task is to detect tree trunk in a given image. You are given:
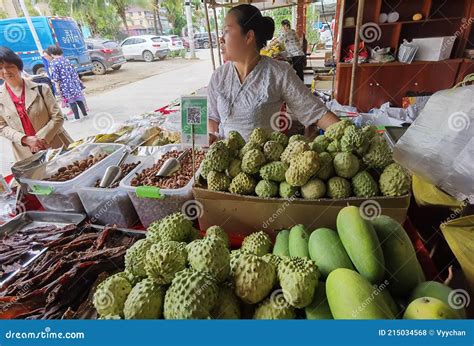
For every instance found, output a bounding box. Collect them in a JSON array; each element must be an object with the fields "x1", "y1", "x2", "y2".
[
  {"x1": 156, "y1": 2, "x2": 163, "y2": 34},
  {"x1": 153, "y1": 8, "x2": 158, "y2": 34}
]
